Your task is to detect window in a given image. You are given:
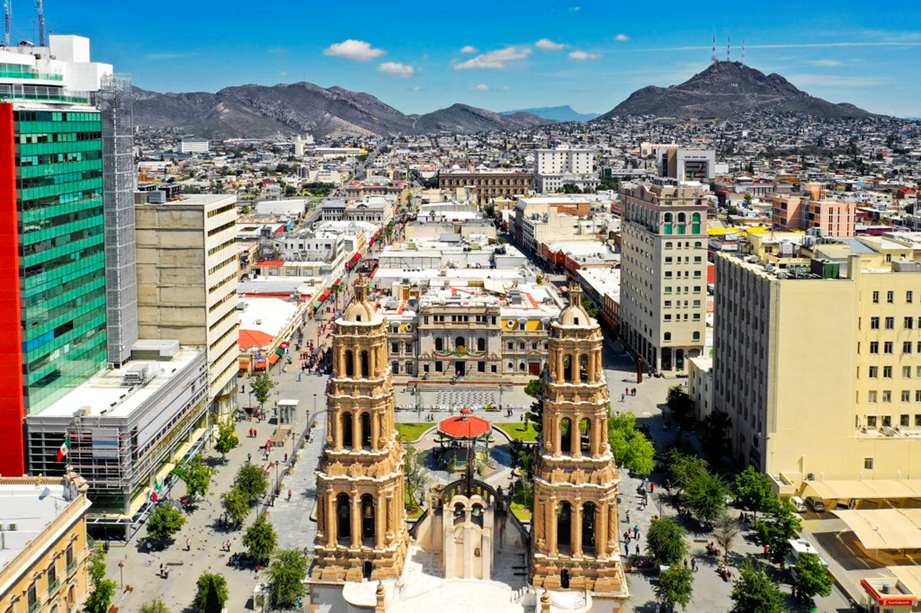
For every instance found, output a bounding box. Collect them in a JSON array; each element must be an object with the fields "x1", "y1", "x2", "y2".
[
  {"x1": 871, "y1": 317, "x2": 880, "y2": 329},
  {"x1": 870, "y1": 342, "x2": 879, "y2": 354},
  {"x1": 904, "y1": 366, "x2": 912, "y2": 378},
  {"x1": 883, "y1": 391, "x2": 892, "y2": 403},
  {"x1": 906, "y1": 342, "x2": 913, "y2": 354},
  {"x1": 888, "y1": 291, "x2": 895, "y2": 303},
  {"x1": 864, "y1": 458, "x2": 874, "y2": 470},
  {"x1": 904, "y1": 392, "x2": 912, "y2": 403},
  {"x1": 664, "y1": 332, "x2": 671, "y2": 341},
  {"x1": 884, "y1": 366, "x2": 893, "y2": 378},
  {"x1": 907, "y1": 317, "x2": 915, "y2": 329},
  {"x1": 873, "y1": 291, "x2": 880, "y2": 303},
  {"x1": 908, "y1": 291, "x2": 914, "y2": 303},
  {"x1": 693, "y1": 331, "x2": 701, "y2": 341},
  {"x1": 391, "y1": 342, "x2": 399, "y2": 354},
  {"x1": 867, "y1": 414, "x2": 878, "y2": 425},
  {"x1": 869, "y1": 392, "x2": 878, "y2": 403},
  {"x1": 917, "y1": 390, "x2": 921, "y2": 402},
  {"x1": 664, "y1": 301, "x2": 672, "y2": 308},
  {"x1": 27, "y1": 586, "x2": 37, "y2": 608},
  {"x1": 885, "y1": 342, "x2": 894, "y2": 354},
  {"x1": 902, "y1": 414, "x2": 911, "y2": 426},
  {"x1": 869, "y1": 366, "x2": 879, "y2": 378},
  {"x1": 884, "y1": 415, "x2": 892, "y2": 426},
  {"x1": 664, "y1": 286, "x2": 672, "y2": 294},
  {"x1": 886, "y1": 317, "x2": 895, "y2": 329},
  {"x1": 435, "y1": 361, "x2": 443, "y2": 372},
  {"x1": 392, "y1": 361, "x2": 399, "y2": 373},
  {"x1": 916, "y1": 414, "x2": 921, "y2": 427}
]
